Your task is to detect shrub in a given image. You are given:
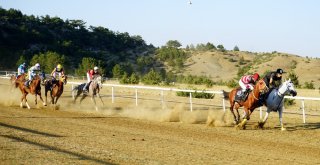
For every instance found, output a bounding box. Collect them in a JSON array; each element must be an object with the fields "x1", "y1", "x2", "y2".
[
  {"x1": 284, "y1": 99, "x2": 295, "y2": 108},
  {"x1": 304, "y1": 81, "x2": 315, "y2": 89},
  {"x1": 176, "y1": 90, "x2": 215, "y2": 99}
]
